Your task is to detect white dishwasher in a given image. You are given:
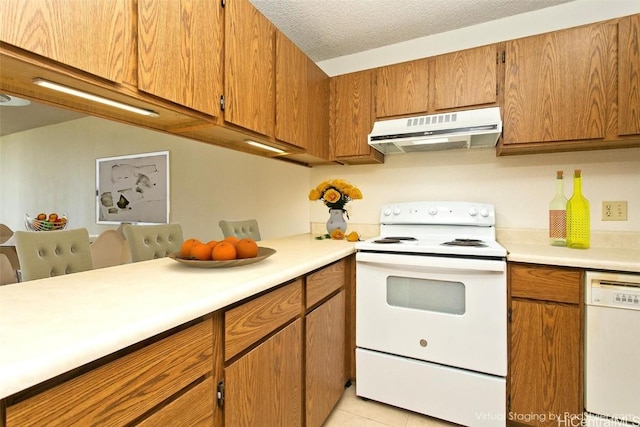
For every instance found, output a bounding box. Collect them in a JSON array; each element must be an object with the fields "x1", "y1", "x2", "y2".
[{"x1": 584, "y1": 271, "x2": 640, "y2": 427}]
